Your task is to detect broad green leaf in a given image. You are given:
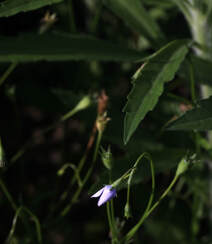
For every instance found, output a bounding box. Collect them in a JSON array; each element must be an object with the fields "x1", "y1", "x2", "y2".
[
  {"x1": 104, "y1": 0, "x2": 165, "y2": 44},
  {"x1": 0, "y1": 33, "x2": 145, "y2": 62},
  {"x1": 0, "y1": 0, "x2": 63, "y2": 17},
  {"x1": 123, "y1": 40, "x2": 189, "y2": 144},
  {"x1": 167, "y1": 96, "x2": 212, "y2": 131}
]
